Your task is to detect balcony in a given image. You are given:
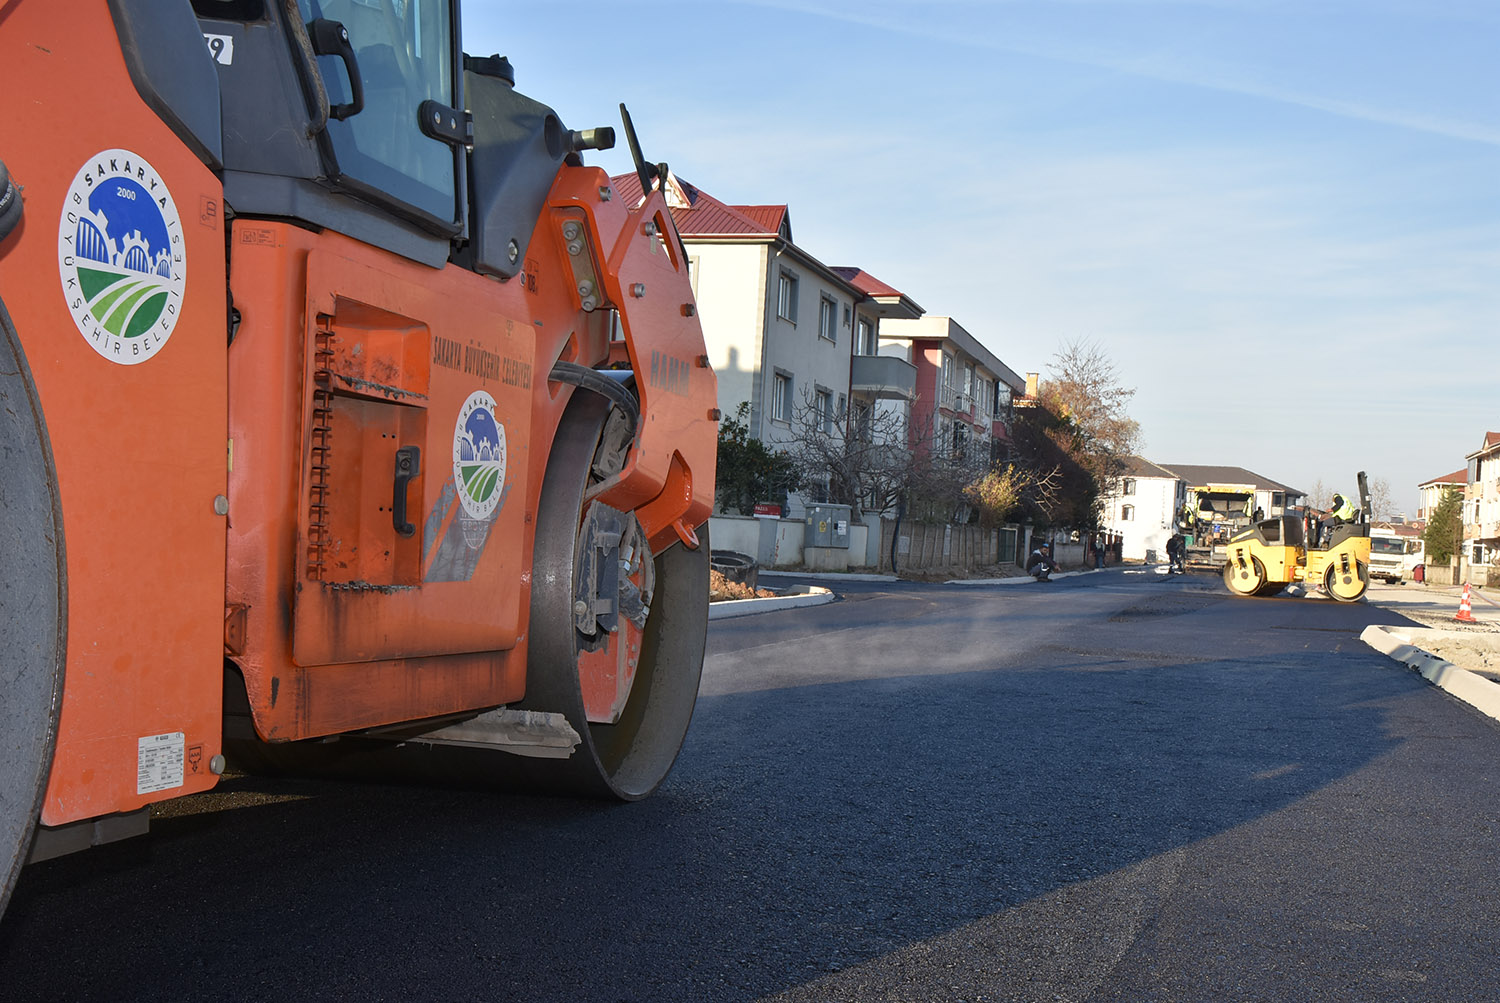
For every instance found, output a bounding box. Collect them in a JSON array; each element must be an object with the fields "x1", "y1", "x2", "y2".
[{"x1": 850, "y1": 354, "x2": 917, "y2": 401}]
